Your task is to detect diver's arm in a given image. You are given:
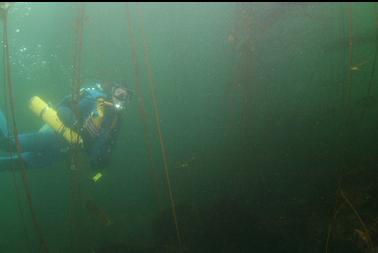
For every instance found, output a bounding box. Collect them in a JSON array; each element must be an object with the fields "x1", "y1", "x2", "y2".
[
  {"x1": 56, "y1": 95, "x2": 76, "y2": 128},
  {"x1": 91, "y1": 98, "x2": 106, "y2": 125},
  {"x1": 57, "y1": 91, "x2": 96, "y2": 129},
  {"x1": 88, "y1": 132, "x2": 112, "y2": 170},
  {"x1": 57, "y1": 106, "x2": 76, "y2": 128},
  {"x1": 82, "y1": 98, "x2": 111, "y2": 170},
  {"x1": 83, "y1": 98, "x2": 106, "y2": 136},
  {"x1": 57, "y1": 94, "x2": 73, "y2": 108},
  {"x1": 87, "y1": 116, "x2": 122, "y2": 171}
]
